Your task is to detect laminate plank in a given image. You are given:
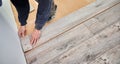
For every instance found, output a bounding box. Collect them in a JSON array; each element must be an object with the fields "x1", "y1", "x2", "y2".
[
  {"x1": 46, "y1": 21, "x2": 120, "y2": 64},
  {"x1": 23, "y1": 0, "x2": 120, "y2": 50}
]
